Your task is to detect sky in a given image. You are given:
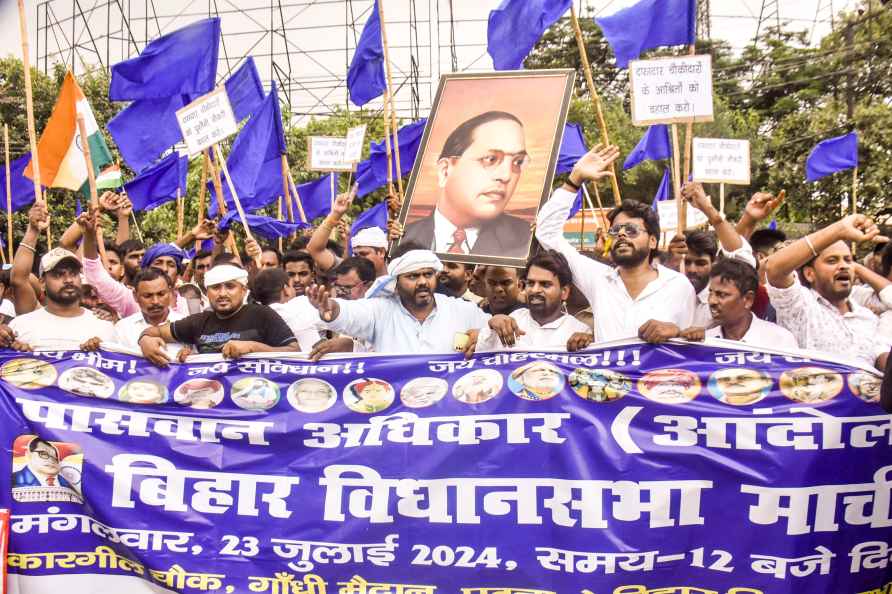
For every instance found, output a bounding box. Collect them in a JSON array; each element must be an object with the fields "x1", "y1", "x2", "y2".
[{"x1": 0, "y1": 0, "x2": 850, "y2": 123}]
